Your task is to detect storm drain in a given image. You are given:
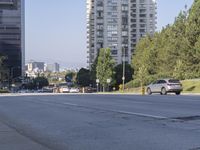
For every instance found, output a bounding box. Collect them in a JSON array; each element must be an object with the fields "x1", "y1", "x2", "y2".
[{"x1": 173, "y1": 116, "x2": 200, "y2": 121}]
